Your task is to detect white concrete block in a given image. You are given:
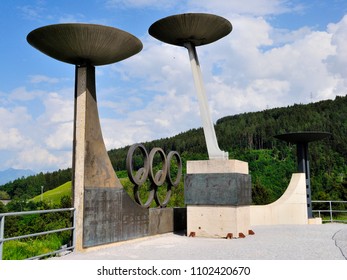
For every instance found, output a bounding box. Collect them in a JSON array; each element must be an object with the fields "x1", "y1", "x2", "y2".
[
  {"x1": 187, "y1": 205, "x2": 251, "y2": 238},
  {"x1": 187, "y1": 160, "x2": 249, "y2": 174}
]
